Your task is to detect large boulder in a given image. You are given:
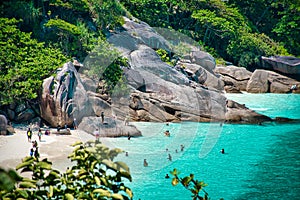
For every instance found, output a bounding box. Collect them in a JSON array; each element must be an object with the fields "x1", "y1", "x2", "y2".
[
  {"x1": 40, "y1": 62, "x2": 94, "y2": 127},
  {"x1": 106, "y1": 19, "x2": 272, "y2": 124},
  {"x1": 261, "y1": 56, "x2": 300, "y2": 78},
  {"x1": 246, "y1": 70, "x2": 269, "y2": 93},
  {"x1": 108, "y1": 17, "x2": 171, "y2": 56},
  {"x1": 14, "y1": 108, "x2": 35, "y2": 123},
  {"x1": 129, "y1": 45, "x2": 190, "y2": 85},
  {"x1": 0, "y1": 114, "x2": 7, "y2": 135},
  {"x1": 122, "y1": 69, "x2": 227, "y2": 122},
  {"x1": 187, "y1": 51, "x2": 216, "y2": 74},
  {"x1": 121, "y1": 17, "x2": 171, "y2": 52},
  {"x1": 247, "y1": 69, "x2": 300, "y2": 93},
  {"x1": 78, "y1": 116, "x2": 142, "y2": 137},
  {"x1": 225, "y1": 100, "x2": 272, "y2": 123},
  {"x1": 177, "y1": 61, "x2": 224, "y2": 90},
  {"x1": 215, "y1": 65, "x2": 252, "y2": 91}
]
